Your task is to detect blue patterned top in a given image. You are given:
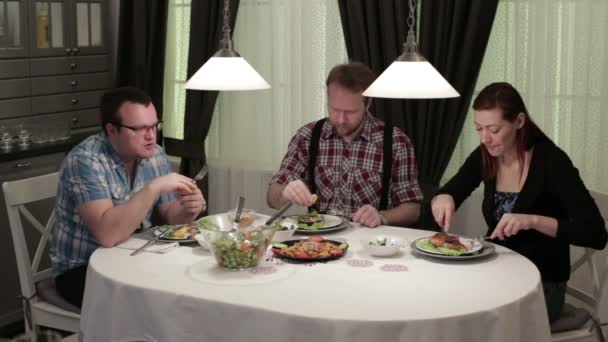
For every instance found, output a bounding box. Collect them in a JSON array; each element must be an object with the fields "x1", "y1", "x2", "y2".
[
  {"x1": 49, "y1": 132, "x2": 175, "y2": 275},
  {"x1": 494, "y1": 191, "x2": 519, "y2": 221}
]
